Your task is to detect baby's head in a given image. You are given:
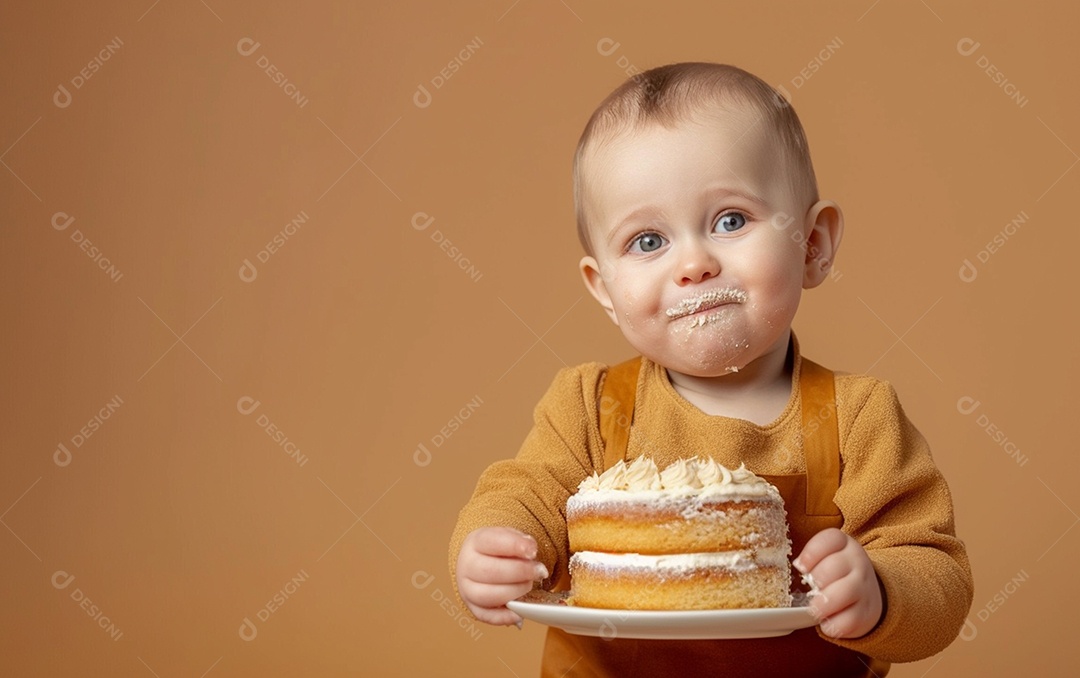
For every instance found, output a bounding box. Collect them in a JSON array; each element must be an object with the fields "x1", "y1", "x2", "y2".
[{"x1": 574, "y1": 62, "x2": 843, "y2": 378}]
